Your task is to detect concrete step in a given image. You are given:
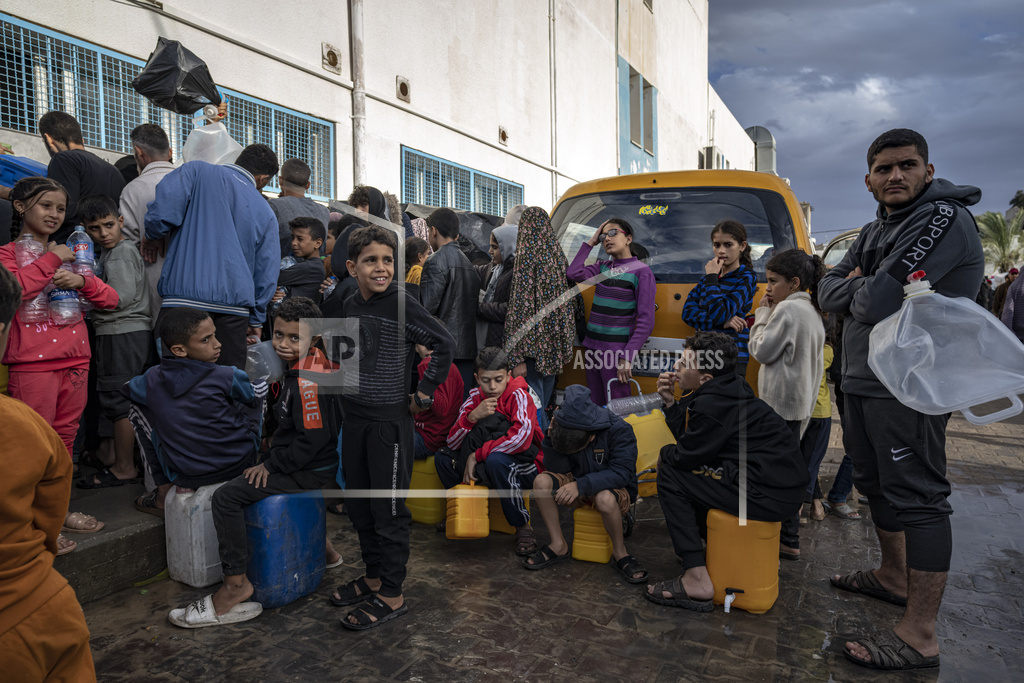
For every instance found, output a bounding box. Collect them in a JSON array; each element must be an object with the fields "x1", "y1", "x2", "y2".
[{"x1": 56, "y1": 482, "x2": 167, "y2": 604}]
